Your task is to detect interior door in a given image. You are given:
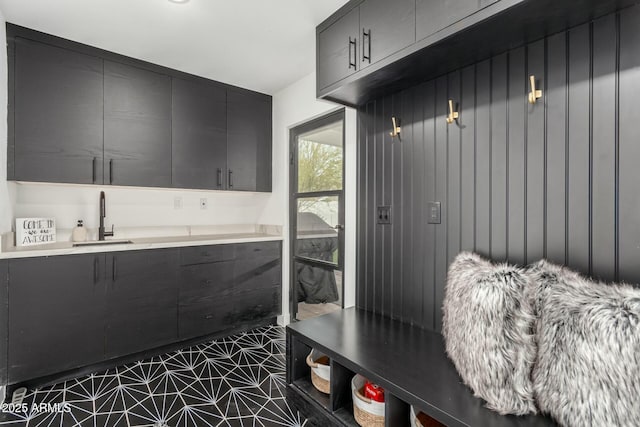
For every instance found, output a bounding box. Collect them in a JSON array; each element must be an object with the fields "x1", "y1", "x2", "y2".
[{"x1": 290, "y1": 110, "x2": 345, "y2": 321}]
